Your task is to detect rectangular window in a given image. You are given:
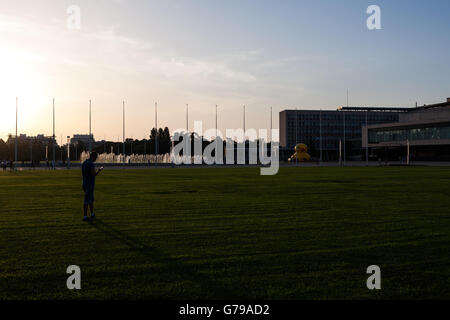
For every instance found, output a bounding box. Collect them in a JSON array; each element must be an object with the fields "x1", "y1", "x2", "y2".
[{"x1": 369, "y1": 125, "x2": 450, "y2": 143}]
